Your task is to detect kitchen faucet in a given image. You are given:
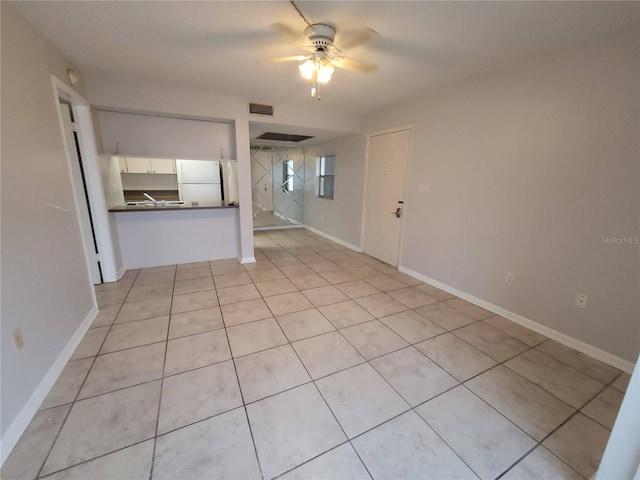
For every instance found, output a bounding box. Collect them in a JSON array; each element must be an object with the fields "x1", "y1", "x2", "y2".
[{"x1": 143, "y1": 192, "x2": 157, "y2": 205}]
